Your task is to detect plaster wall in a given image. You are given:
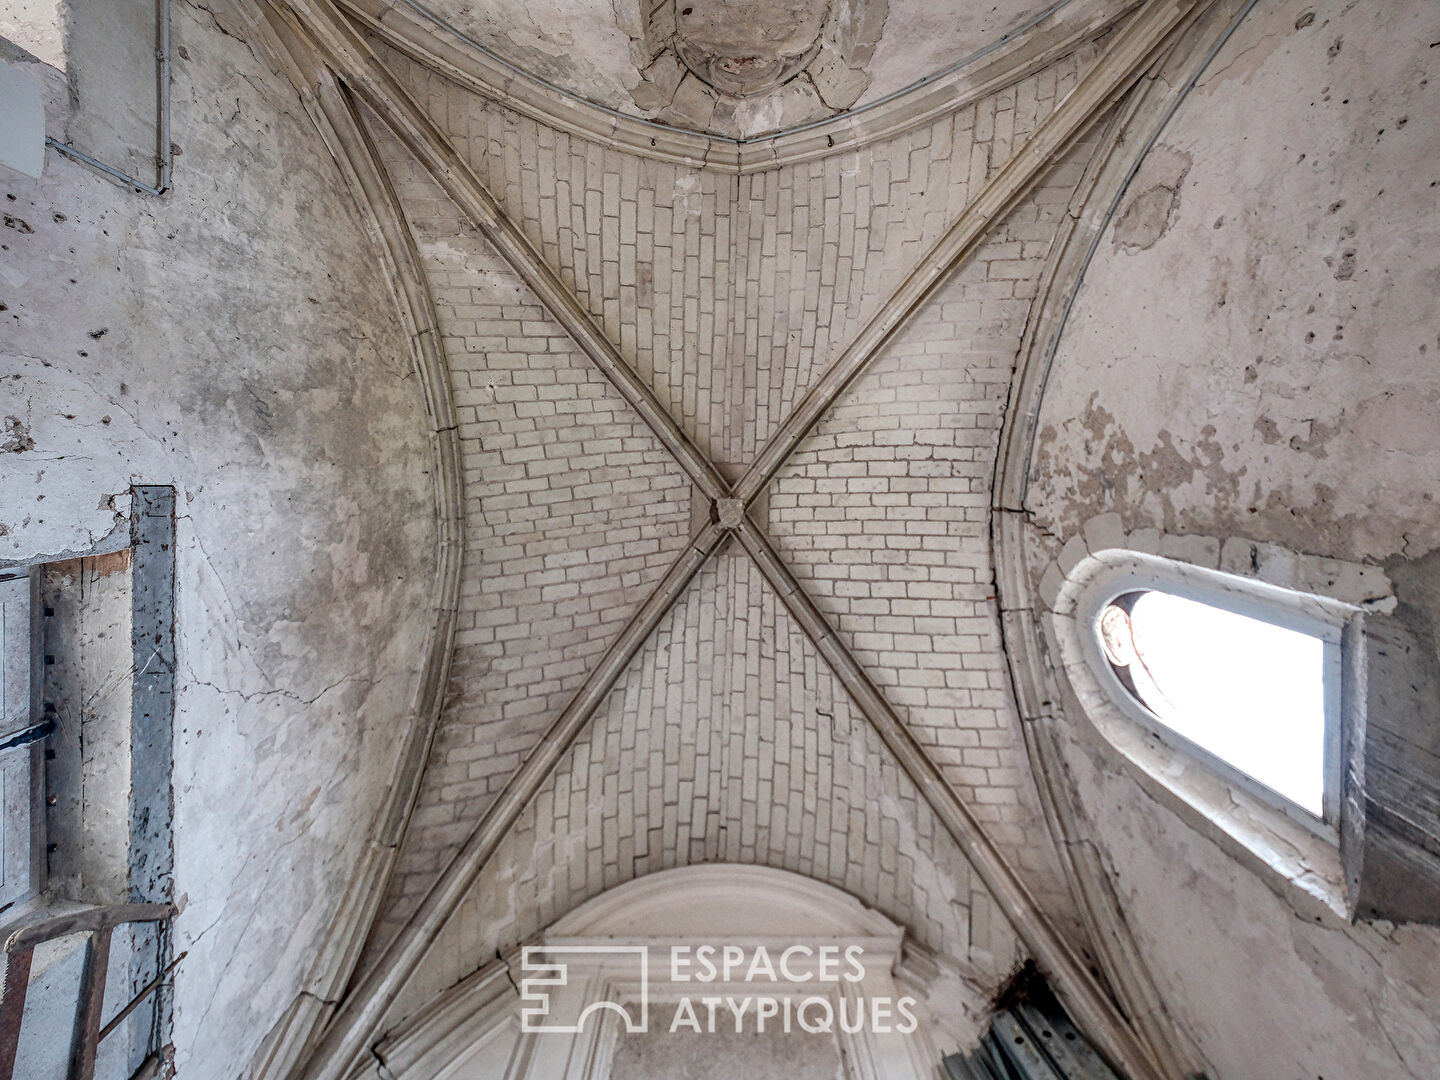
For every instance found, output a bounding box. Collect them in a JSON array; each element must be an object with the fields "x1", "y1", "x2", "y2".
[
  {"x1": 0, "y1": 0, "x2": 66, "y2": 70},
  {"x1": 0, "y1": 3, "x2": 437, "y2": 1075},
  {"x1": 410, "y1": 0, "x2": 1050, "y2": 121},
  {"x1": 1029, "y1": 0, "x2": 1440, "y2": 564},
  {"x1": 857, "y1": 0, "x2": 1045, "y2": 109},
  {"x1": 43, "y1": 552, "x2": 134, "y2": 906},
  {"x1": 64, "y1": 0, "x2": 159, "y2": 183},
  {"x1": 1026, "y1": 1, "x2": 1440, "y2": 1076},
  {"x1": 608, "y1": 1003, "x2": 847, "y2": 1080}
]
